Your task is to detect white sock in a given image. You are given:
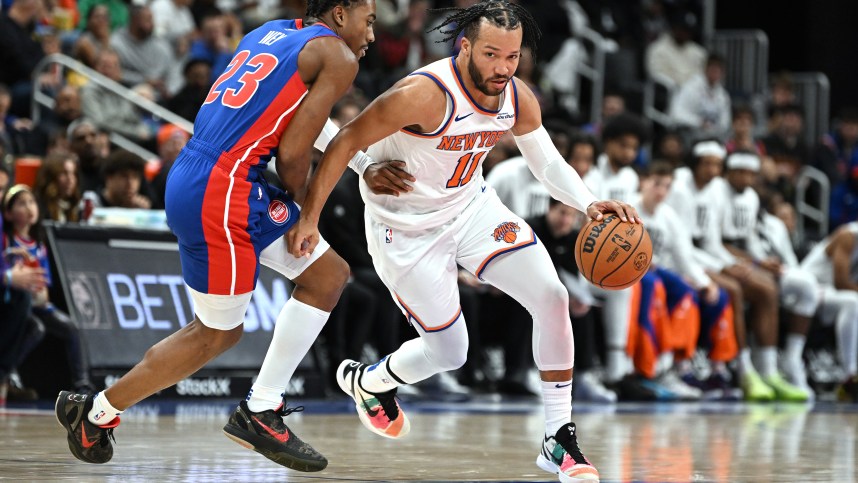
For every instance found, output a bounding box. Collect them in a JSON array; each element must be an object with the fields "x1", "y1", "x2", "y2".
[
  {"x1": 606, "y1": 349, "x2": 629, "y2": 382},
  {"x1": 757, "y1": 346, "x2": 778, "y2": 377},
  {"x1": 541, "y1": 379, "x2": 572, "y2": 437},
  {"x1": 738, "y1": 348, "x2": 757, "y2": 377},
  {"x1": 88, "y1": 392, "x2": 122, "y2": 426},
  {"x1": 360, "y1": 354, "x2": 405, "y2": 393},
  {"x1": 784, "y1": 334, "x2": 806, "y2": 371},
  {"x1": 657, "y1": 352, "x2": 674, "y2": 375},
  {"x1": 247, "y1": 298, "x2": 329, "y2": 413}
]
